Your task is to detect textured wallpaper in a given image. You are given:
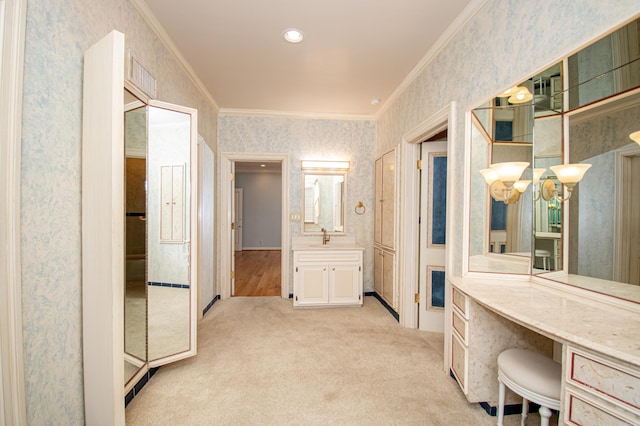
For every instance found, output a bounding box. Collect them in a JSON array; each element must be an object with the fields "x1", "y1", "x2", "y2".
[
  {"x1": 218, "y1": 114, "x2": 377, "y2": 293},
  {"x1": 20, "y1": 0, "x2": 217, "y2": 422},
  {"x1": 375, "y1": 0, "x2": 640, "y2": 276},
  {"x1": 18, "y1": 0, "x2": 640, "y2": 423}
]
